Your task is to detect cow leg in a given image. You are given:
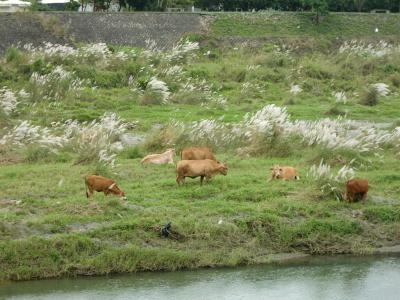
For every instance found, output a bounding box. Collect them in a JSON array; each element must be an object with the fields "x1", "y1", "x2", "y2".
[
  {"x1": 86, "y1": 185, "x2": 94, "y2": 199},
  {"x1": 361, "y1": 192, "x2": 367, "y2": 204},
  {"x1": 205, "y1": 174, "x2": 212, "y2": 183},
  {"x1": 200, "y1": 176, "x2": 204, "y2": 186},
  {"x1": 348, "y1": 192, "x2": 355, "y2": 203},
  {"x1": 176, "y1": 175, "x2": 184, "y2": 185}
]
